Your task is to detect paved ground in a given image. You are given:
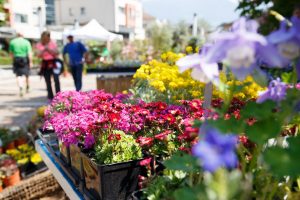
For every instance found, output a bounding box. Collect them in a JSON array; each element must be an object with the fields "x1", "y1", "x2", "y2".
[{"x1": 0, "y1": 68, "x2": 97, "y2": 128}]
